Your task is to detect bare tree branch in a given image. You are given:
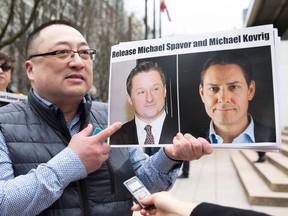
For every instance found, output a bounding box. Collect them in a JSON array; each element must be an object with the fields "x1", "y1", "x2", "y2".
[
  {"x1": 0, "y1": 0, "x2": 42, "y2": 49},
  {"x1": 0, "y1": 0, "x2": 15, "y2": 40}
]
